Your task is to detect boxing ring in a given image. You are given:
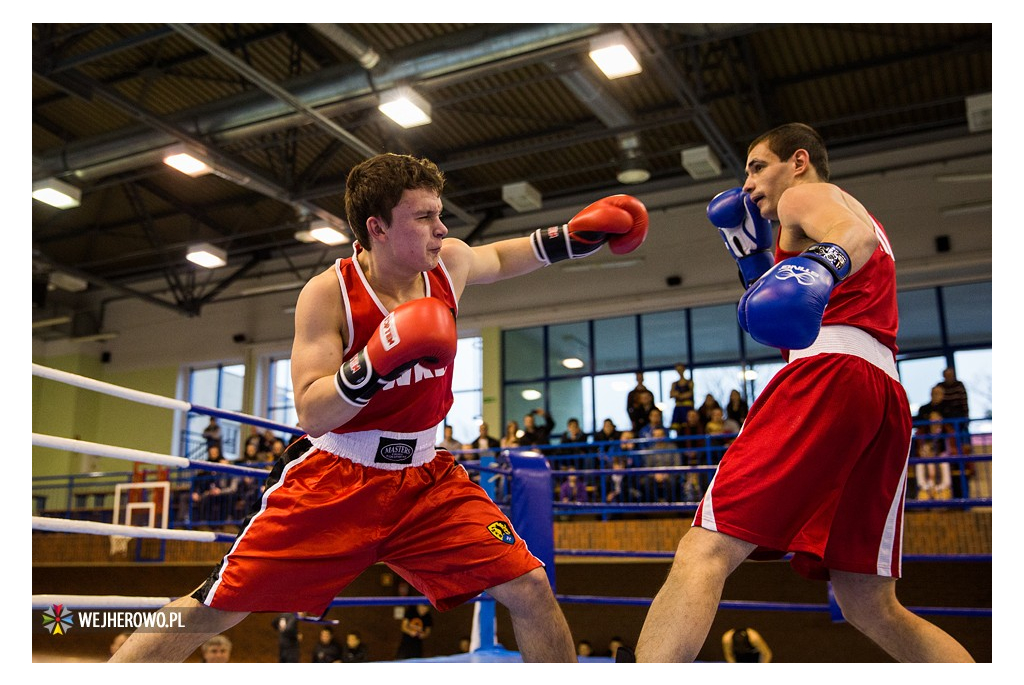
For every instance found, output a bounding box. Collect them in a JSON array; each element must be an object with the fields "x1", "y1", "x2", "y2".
[{"x1": 31, "y1": 363, "x2": 992, "y2": 663}]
